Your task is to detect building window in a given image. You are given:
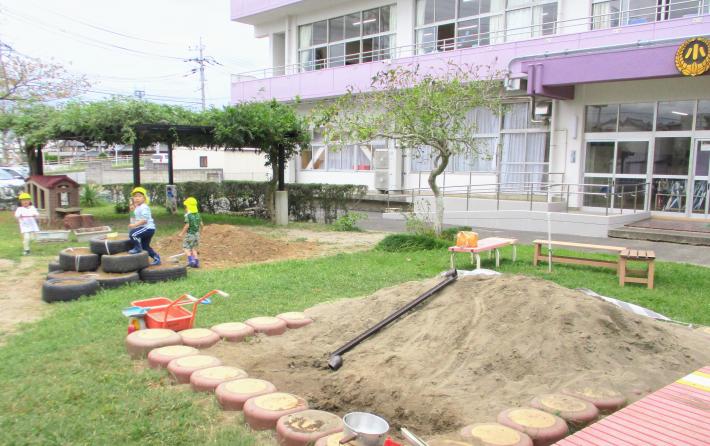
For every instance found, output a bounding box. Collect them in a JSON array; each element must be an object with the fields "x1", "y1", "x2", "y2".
[
  {"x1": 199, "y1": 156, "x2": 208, "y2": 168},
  {"x1": 592, "y1": 0, "x2": 708, "y2": 30},
  {"x1": 298, "y1": 5, "x2": 396, "y2": 71},
  {"x1": 656, "y1": 101, "x2": 694, "y2": 131},
  {"x1": 415, "y1": 0, "x2": 555, "y2": 54}
]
